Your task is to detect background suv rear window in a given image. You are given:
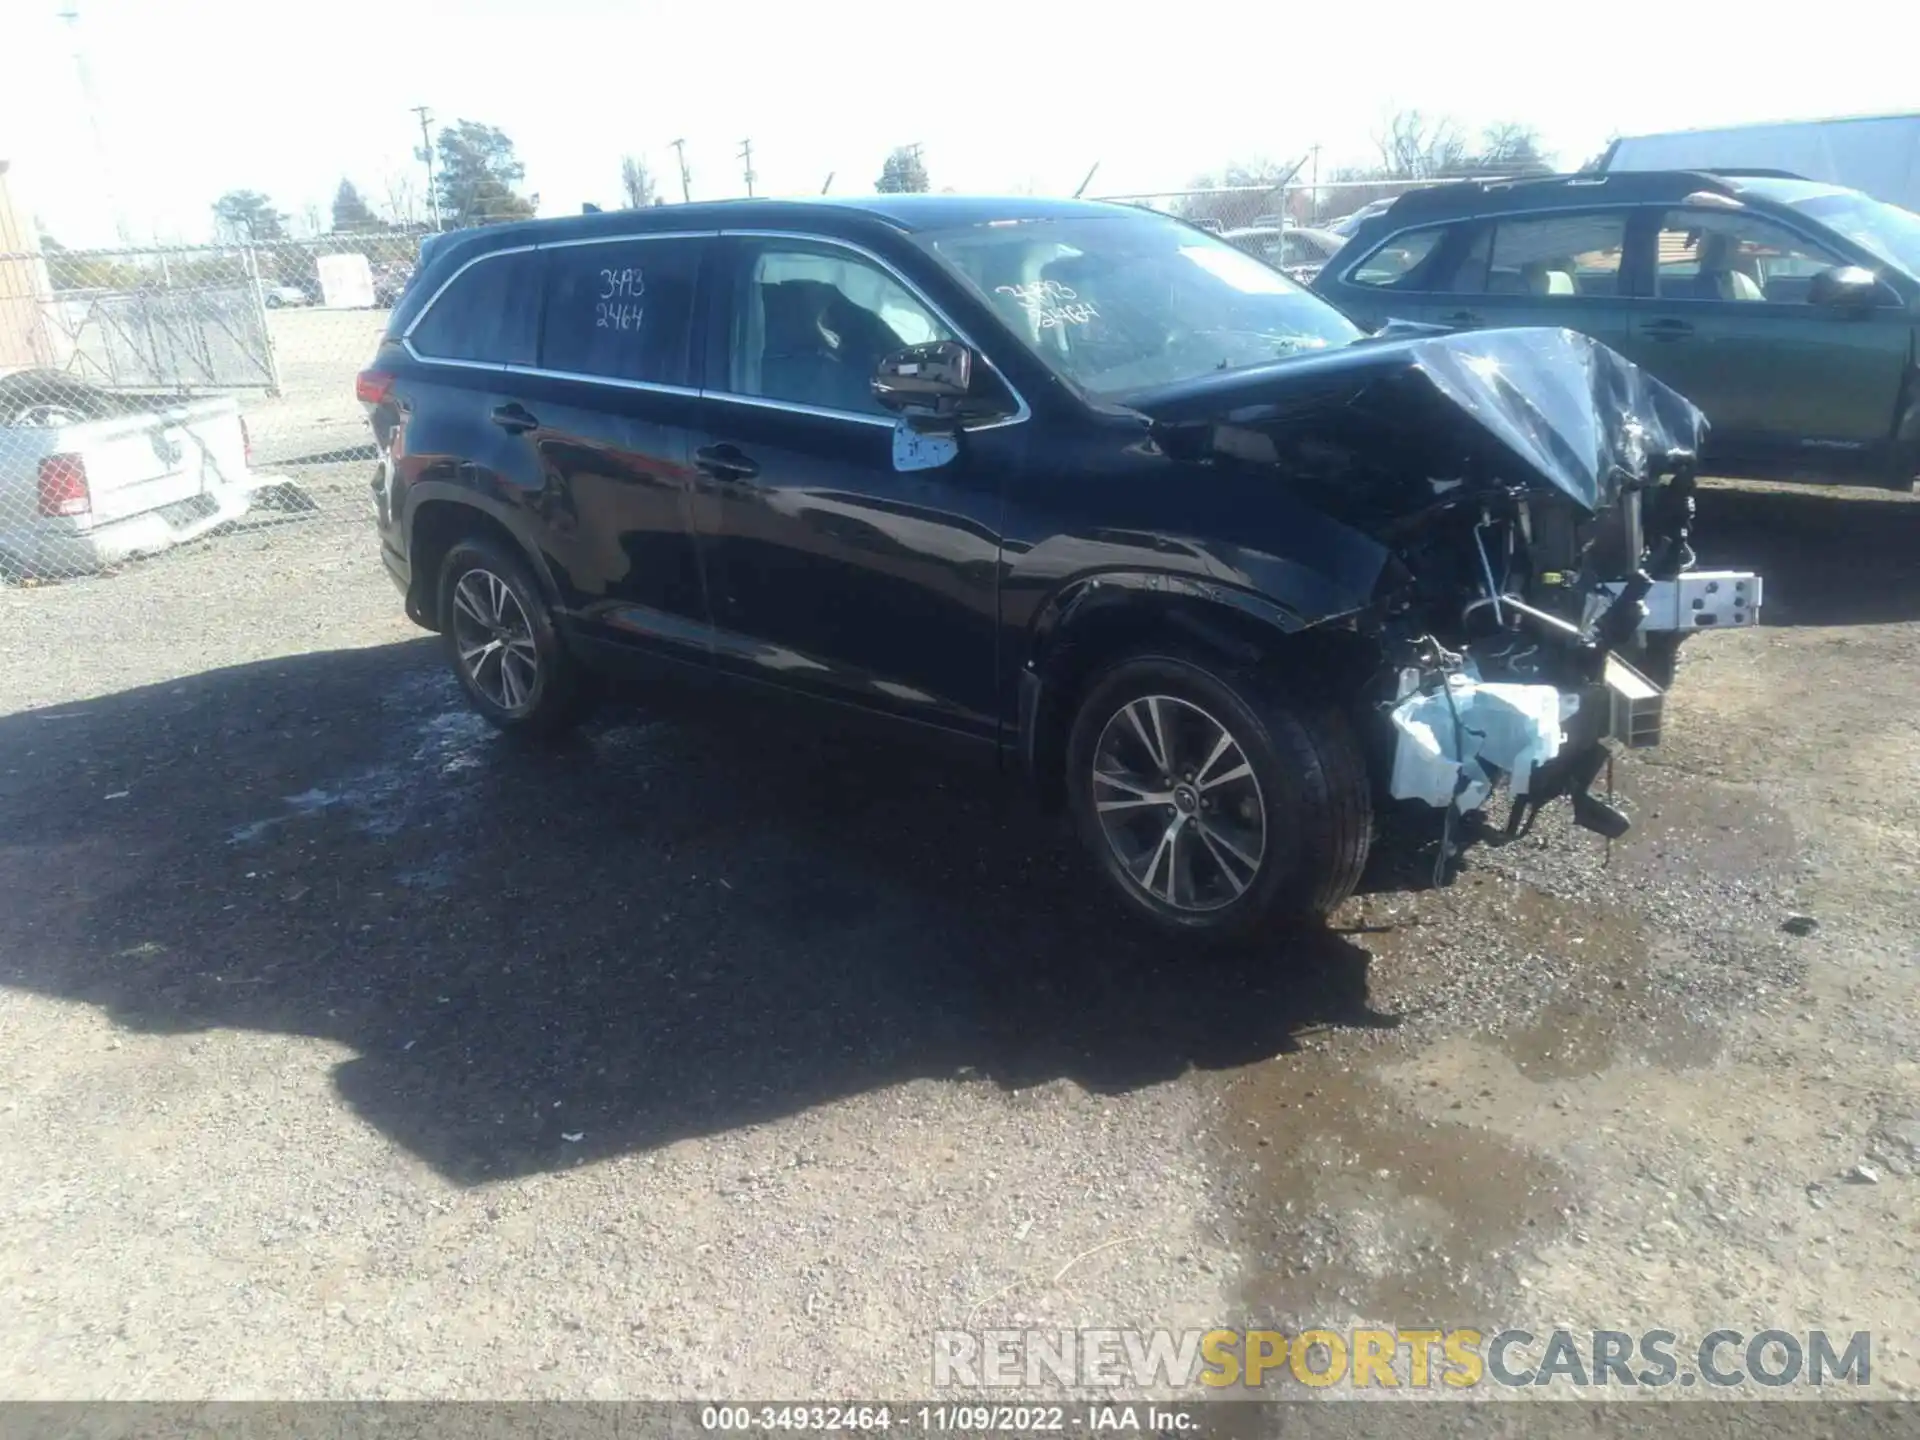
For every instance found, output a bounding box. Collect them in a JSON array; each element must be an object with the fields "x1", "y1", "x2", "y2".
[
  {"x1": 409, "y1": 250, "x2": 539, "y2": 366},
  {"x1": 1461, "y1": 212, "x2": 1627, "y2": 297},
  {"x1": 539, "y1": 238, "x2": 703, "y2": 386},
  {"x1": 1346, "y1": 225, "x2": 1446, "y2": 289}
]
